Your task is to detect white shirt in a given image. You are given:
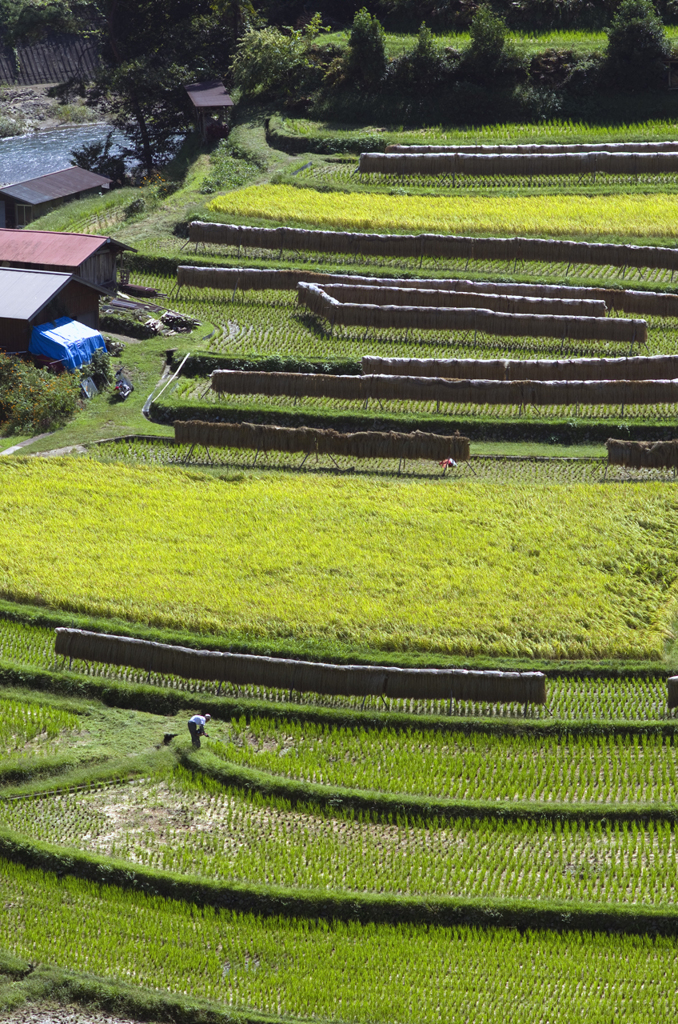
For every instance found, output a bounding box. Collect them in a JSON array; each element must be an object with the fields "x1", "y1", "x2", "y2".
[{"x1": 189, "y1": 715, "x2": 207, "y2": 727}]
